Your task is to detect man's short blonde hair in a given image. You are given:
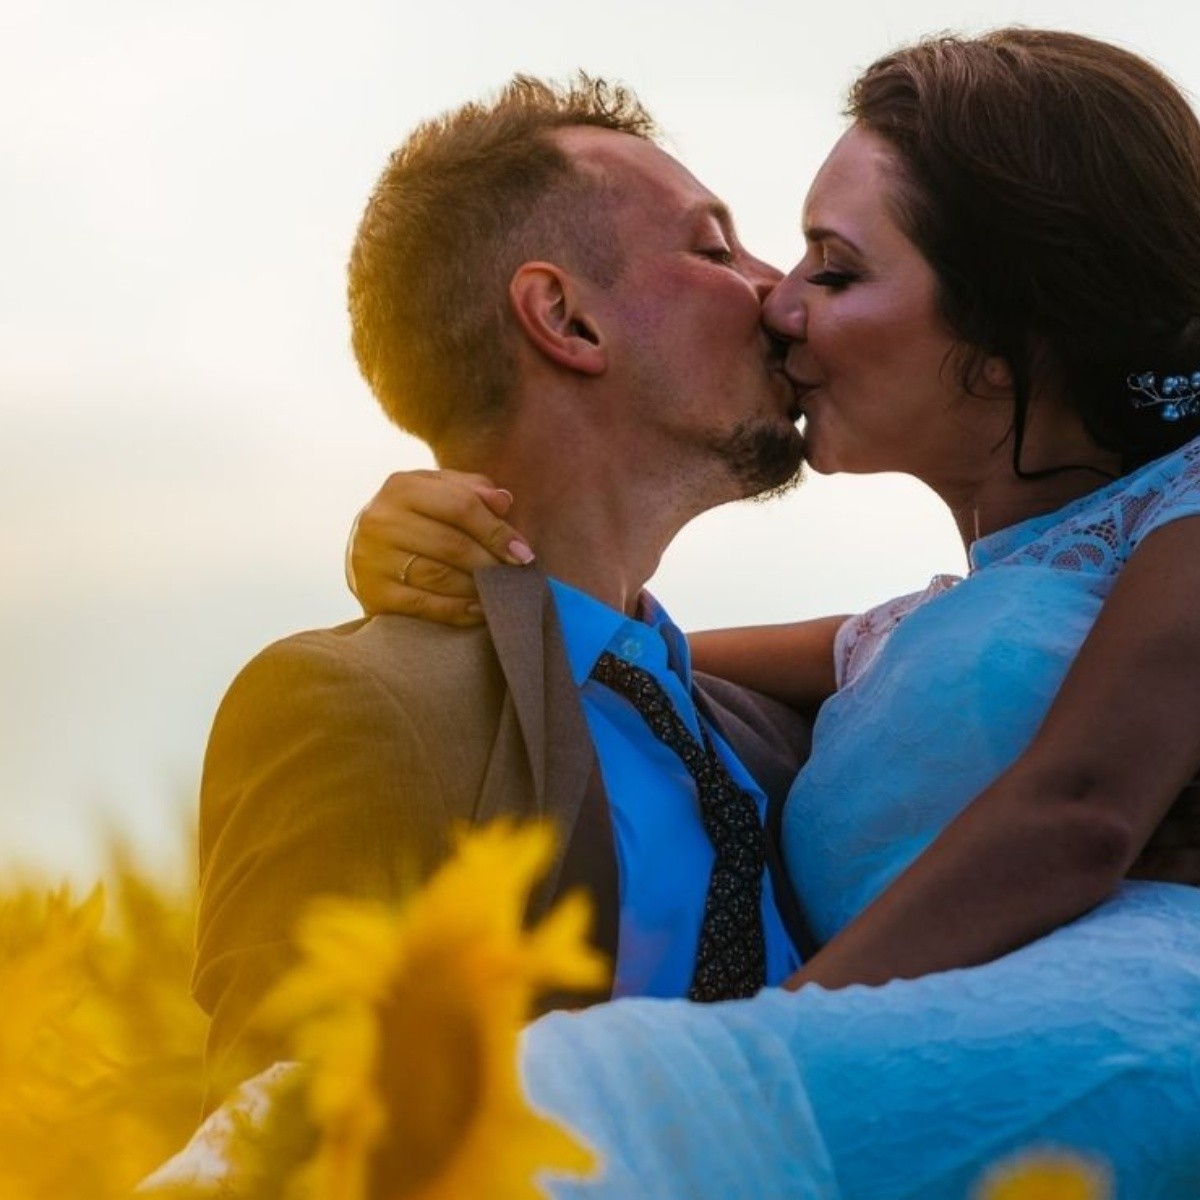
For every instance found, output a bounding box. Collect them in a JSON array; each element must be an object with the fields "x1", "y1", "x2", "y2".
[{"x1": 348, "y1": 74, "x2": 657, "y2": 451}]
